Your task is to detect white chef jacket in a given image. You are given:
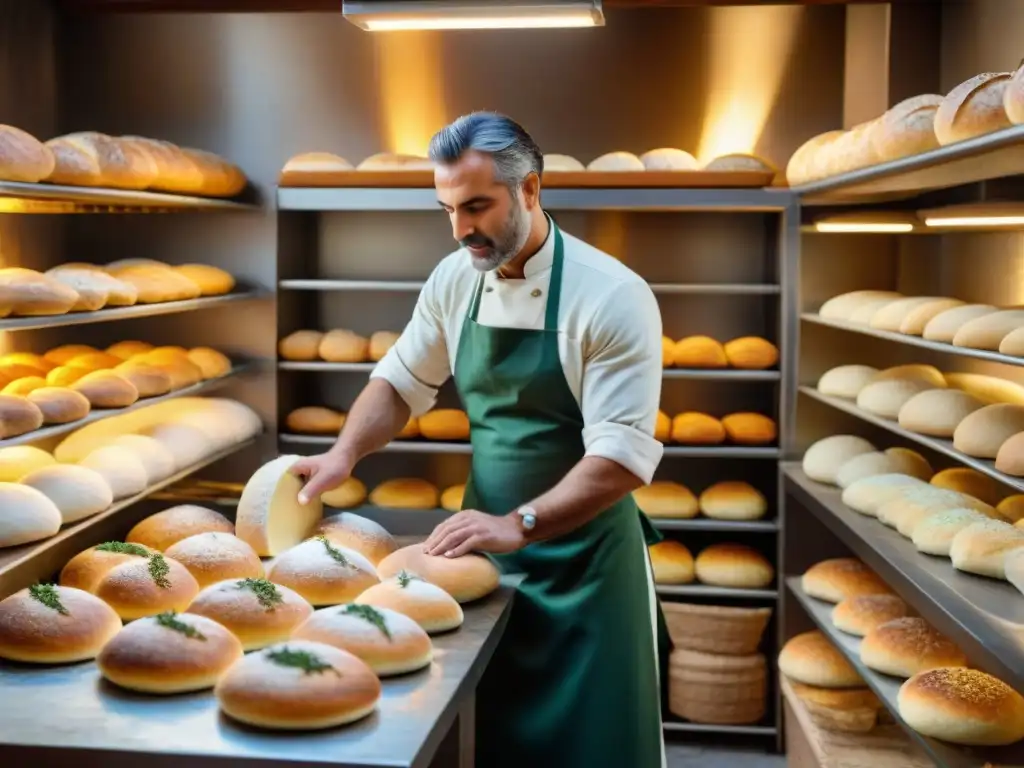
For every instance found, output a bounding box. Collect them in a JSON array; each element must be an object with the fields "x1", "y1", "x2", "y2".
[{"x1": 370, "y1": 220, "x2": 664, "y2": 484}]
